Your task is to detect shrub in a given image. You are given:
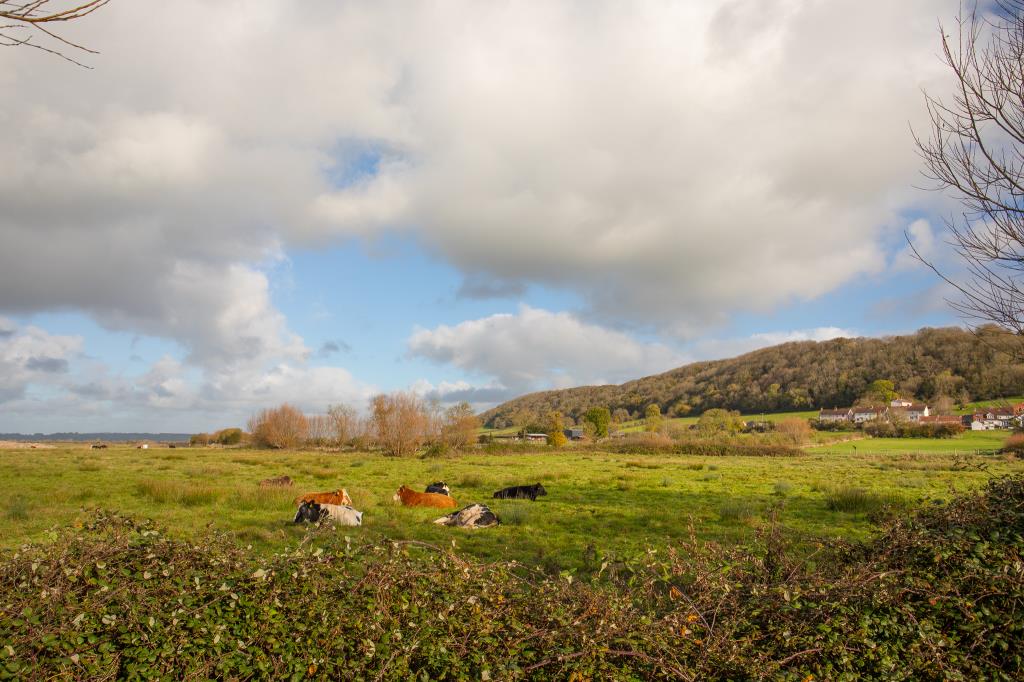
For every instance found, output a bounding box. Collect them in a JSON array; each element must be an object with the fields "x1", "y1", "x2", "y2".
[
  {"x1": 863, "y1": 421, "x2": 964, "y2": 438},
  {"x1": 811, "y1": 419, "x2": 857, "y2": 432},
  {"x1": 598, "y1": 437, "x2": 801, "y2": 457},
  {"x1": 775, "y1": 418, "x2": 812, "y2": 445},
  {"x1": 1002, "y1": 432, "x2": 1024, "y2": 455},
  {"x1": 189, "y1": 432, "x2": 212, "y2": 446},
  {"x1": 214, "y1": 428, "x2": 243, "y2": 445},
  {"x1": 5, "y1": 477, "x2": 1024, "y2": 679}
]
